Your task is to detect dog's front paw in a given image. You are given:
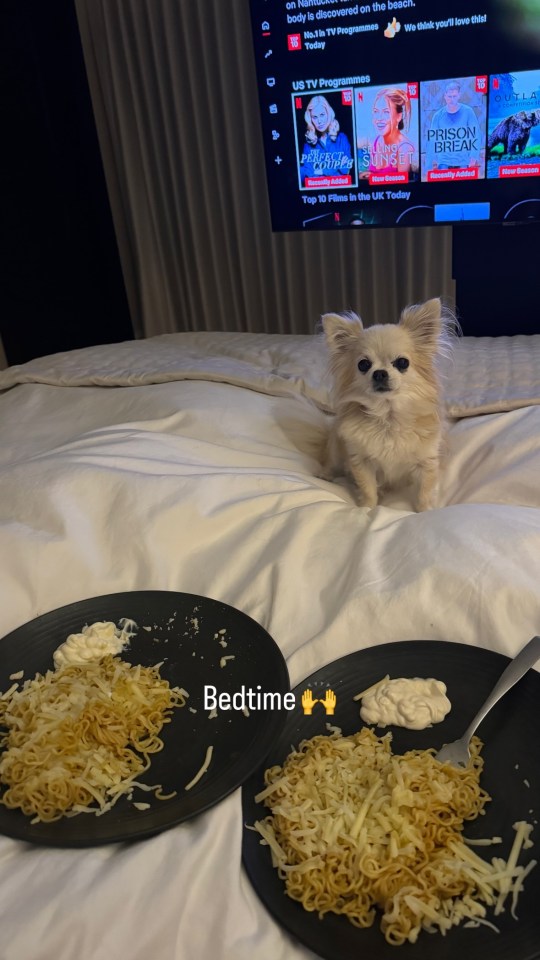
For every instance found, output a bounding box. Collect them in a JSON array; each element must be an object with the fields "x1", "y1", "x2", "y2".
[
  {"x1": 318, "y1": 465, "x2": 335, "y2": 482},
  {"x1": 415, "y1": 491, "x2": 438, "y2": 512},
  {"x1": 355, "y1": 492, "x2": 378, "y2": 510},
  {"x1": 415, "y1": 465, "x2": 440, "y2": 512}
]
